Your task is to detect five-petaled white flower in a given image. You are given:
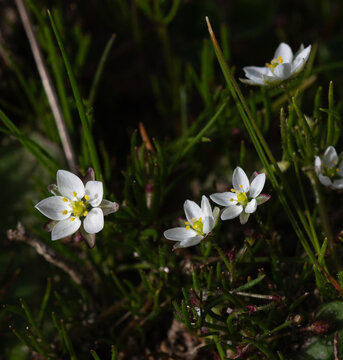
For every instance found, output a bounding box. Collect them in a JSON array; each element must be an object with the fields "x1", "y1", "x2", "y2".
[
  {"x1": 315, "y1": 146, "x2": 343, "y2": 189},
  {"x1": 35, "y1": 170, "x2": 119, "y2": 245},
  {"x1": 210, "y1": 167, "x2": 270, "y2": 224},
  {"x1": 164, "y1": 196, "x2": 219, "y2": 249},
  {"x1": 240, "y1": 42, "x2": 311, "y2": 86}
]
